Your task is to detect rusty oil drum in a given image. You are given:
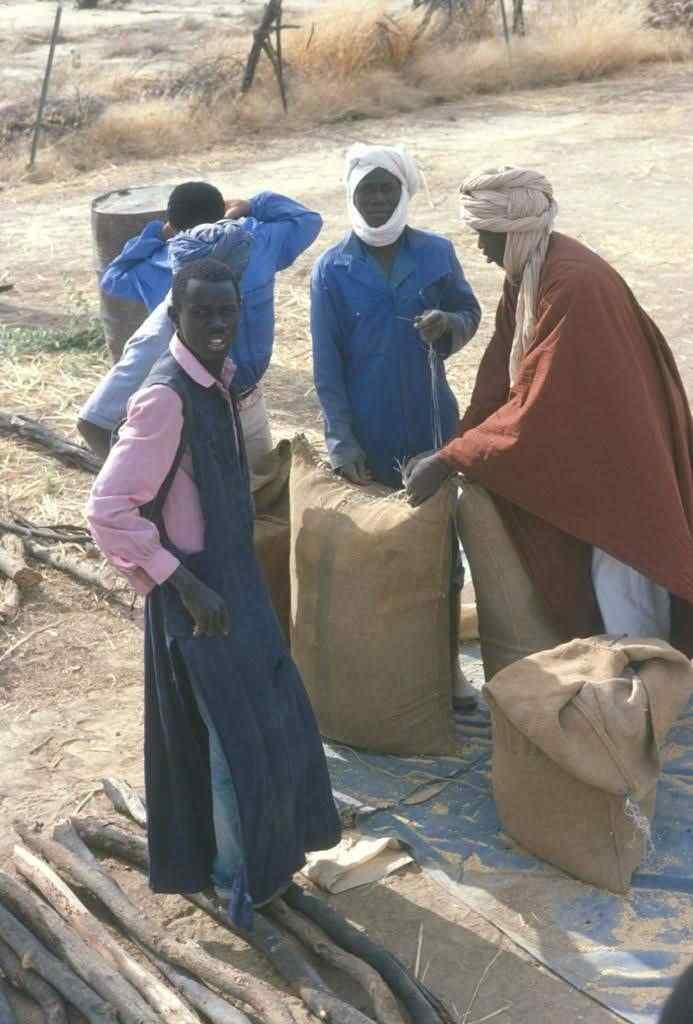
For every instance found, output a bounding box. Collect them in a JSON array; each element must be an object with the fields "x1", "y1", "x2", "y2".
[{"x1": 91, "y1": 184, "x2": 171, "y2": 362}]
